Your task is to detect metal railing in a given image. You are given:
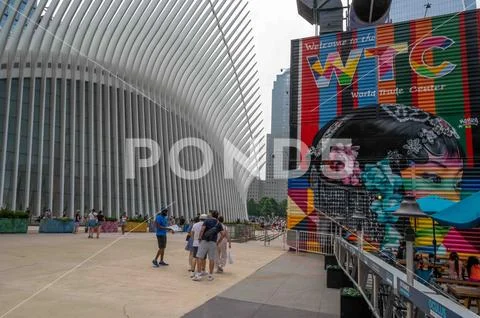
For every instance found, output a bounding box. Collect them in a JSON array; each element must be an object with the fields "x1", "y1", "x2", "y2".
[
  {"x1": 334, "y1": 236, "x2": 478, "y2": 318},
  {"x1": 228, "y1": 224, "x2": 256, "y2": 242},
  {"x1": 285, "y1": 229, "x2": 334, "y2": 255}
]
